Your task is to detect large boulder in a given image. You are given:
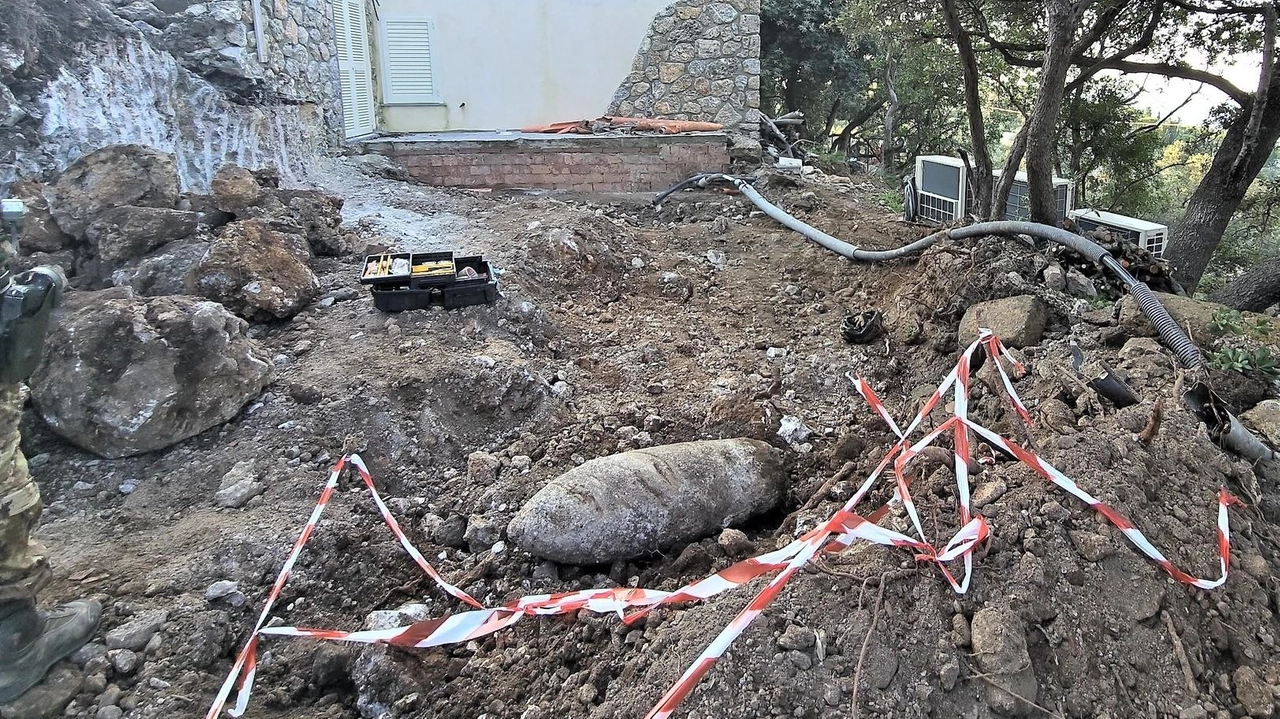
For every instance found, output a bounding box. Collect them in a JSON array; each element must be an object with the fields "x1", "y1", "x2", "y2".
[
  {"x1": 31, "y1": 294, "x2": 273, "y2": 458},
  {"x1": 113, "y1": 236, "x2": 210, "y2": 296},
  {"x1": 45, "y1": 144, "x2": 180, "y2": 238},
  {"x1": 84, "y1": 206, "x2": 199, "y2": 264},
  {"x1": 959, "y1": 295, "x2": 1048, "y2": 348},
  {"x1": 275, "y1": 189, "x2": 350, "y2": 256},
  {"x1": 508, "y1": 439, "x2": 786, "y2": 564},
  {"x1": 186, "y1": 219, "x2": 320, "y2": 320}
]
